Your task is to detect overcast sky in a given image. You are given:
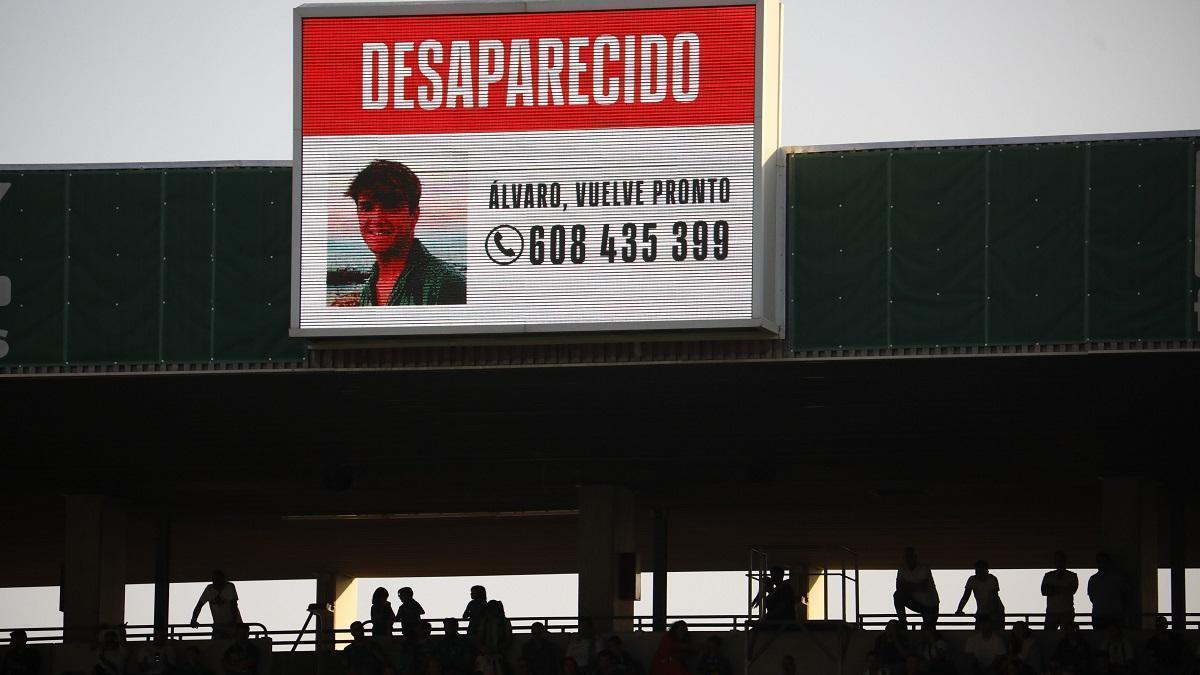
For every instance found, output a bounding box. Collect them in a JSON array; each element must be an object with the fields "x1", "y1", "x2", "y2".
[{"x1": 2, "y1": 0, "x2": 1199, "y2": 165}]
